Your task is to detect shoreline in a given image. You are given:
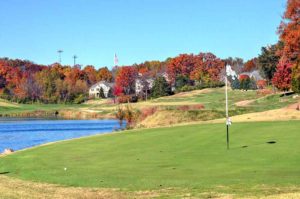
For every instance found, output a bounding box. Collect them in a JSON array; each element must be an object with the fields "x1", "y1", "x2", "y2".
[
  {"x1": 0, "y1": 109, "x2": 115, "y2": 120},
  {"x1": 3, "y1": 118, "x2": 300, "y2": 157},
  {"x1": 0, "y1": 129, "x2": 125, "y2": 157}
]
